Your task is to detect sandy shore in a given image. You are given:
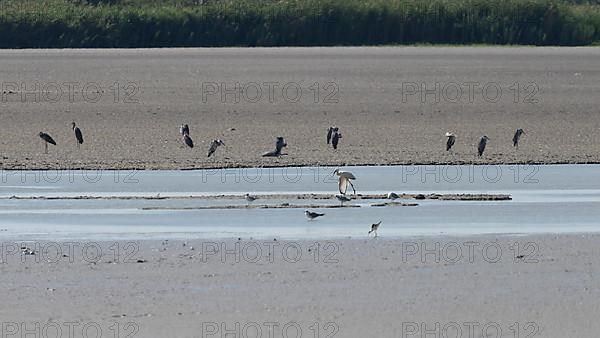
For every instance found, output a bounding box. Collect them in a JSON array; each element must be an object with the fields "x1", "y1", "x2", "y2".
[
  {"x1": 0, "y1": 234, "x2": 598, "y2": 337},
  {"x1": 1, "y1": 47, "x2": 599, "y2": 170}
]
